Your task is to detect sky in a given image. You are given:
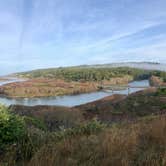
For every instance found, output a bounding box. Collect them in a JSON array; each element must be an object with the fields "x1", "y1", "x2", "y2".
[{"x1": 0, "y1": 0, "x2": 166, "y2": 75}]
